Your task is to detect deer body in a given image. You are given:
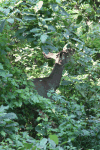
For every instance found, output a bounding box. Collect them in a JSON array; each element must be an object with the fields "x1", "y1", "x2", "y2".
[
  {"x1": 33, "y1": 63, "x2": 63, "y2": 98},
  {"x1": 33, "y1": 48, "x2": 75, "y2": 98}
]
